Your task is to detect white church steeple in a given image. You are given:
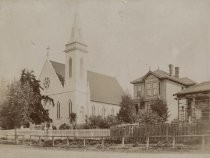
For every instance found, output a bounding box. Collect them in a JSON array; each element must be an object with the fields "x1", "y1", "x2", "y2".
[
  {"x1": 64, "y1": 0, "x2": 88, "y2": 90},
  {"x1": 70, "y1": 0, "x2": 83, "y2": 44}
]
